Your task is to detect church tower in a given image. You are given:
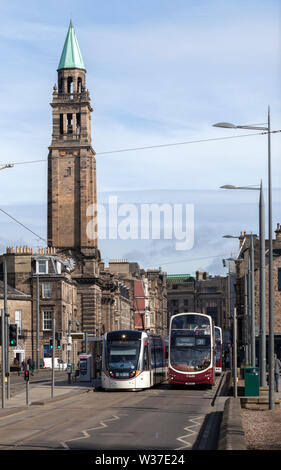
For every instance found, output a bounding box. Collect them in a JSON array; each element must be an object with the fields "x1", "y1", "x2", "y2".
[{"x1": 48, "y1": 20, "x2": 99, "y2": 275}]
